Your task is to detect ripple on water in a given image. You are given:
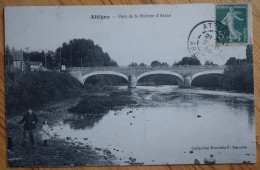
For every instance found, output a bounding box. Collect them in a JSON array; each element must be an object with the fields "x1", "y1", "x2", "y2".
[{"x1": 51, "y1": 85, "x2": 255, "y2": 165}]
